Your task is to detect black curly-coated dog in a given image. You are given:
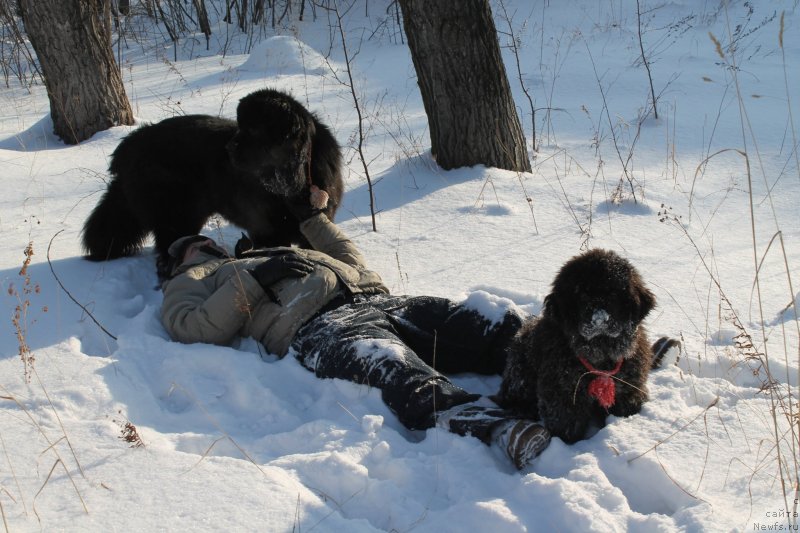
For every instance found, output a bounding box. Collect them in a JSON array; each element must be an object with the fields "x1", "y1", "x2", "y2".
[
  {"x1": 496, "y1": 249, "x2": 664, "y2": 444},
  {"x1": 81, "y1": 89, "x2": 343, "y2": 274}
]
